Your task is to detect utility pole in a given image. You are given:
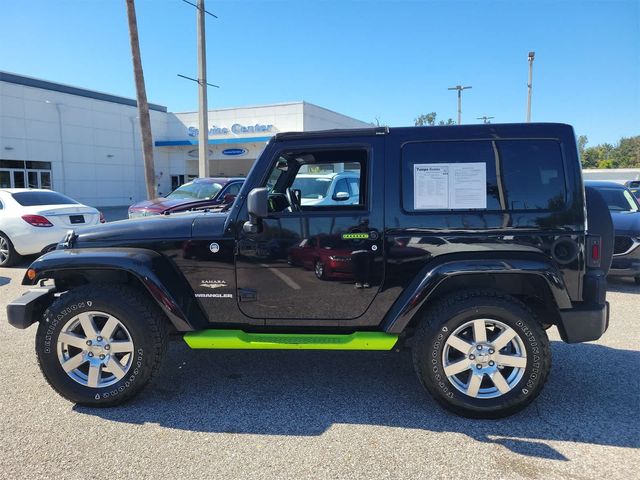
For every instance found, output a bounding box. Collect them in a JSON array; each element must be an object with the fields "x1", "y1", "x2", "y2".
[
  {"x1": 447, "y1": 85, "x2": 472, "y2": 125},
  {"x1": 196, "y1": 0, "x2": 209, "y2": 178},
  {"x1": 125, "y1": 0, "x2": 156, "y2": 200},
  {"x1": 178, "y1": 1, "x2": 219, "y2": 178},
  {"x1": 527, "y1": 51, "x2": 535, "y2": 122},
  {"x1": 477, "y1": 116, "x2": 495, "y2": 124}
]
